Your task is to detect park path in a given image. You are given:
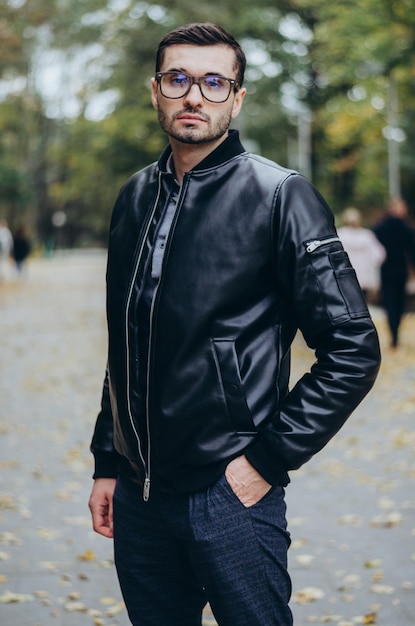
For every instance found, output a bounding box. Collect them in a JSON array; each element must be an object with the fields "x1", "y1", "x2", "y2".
[{"x1": 0, "y1": 250, "x2": 414, "y2": 626}]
